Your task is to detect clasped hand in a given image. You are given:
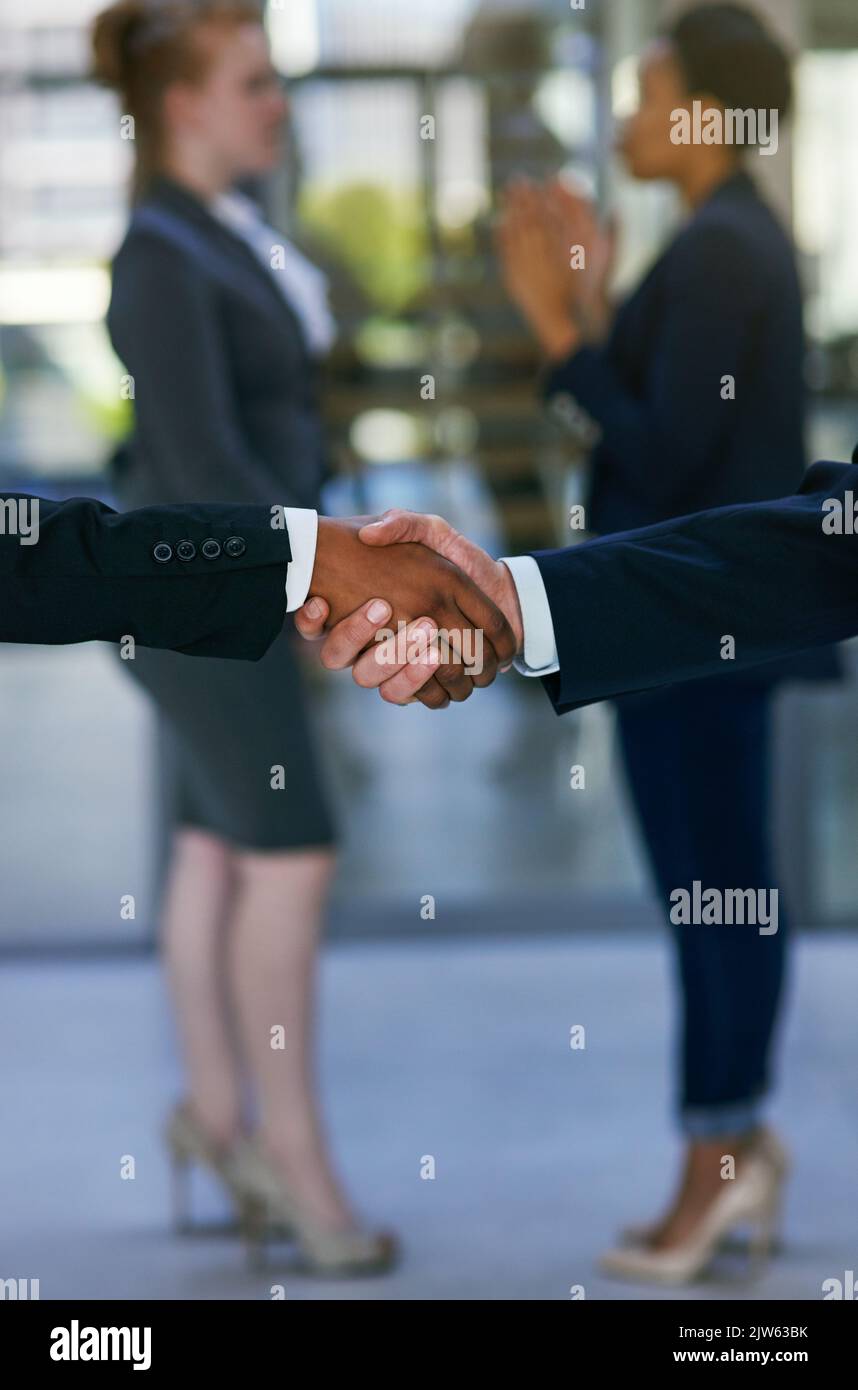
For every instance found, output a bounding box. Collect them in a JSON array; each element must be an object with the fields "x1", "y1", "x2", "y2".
[{"x1": 296, "y1": 512, "x2": 524, "y2": 708}]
